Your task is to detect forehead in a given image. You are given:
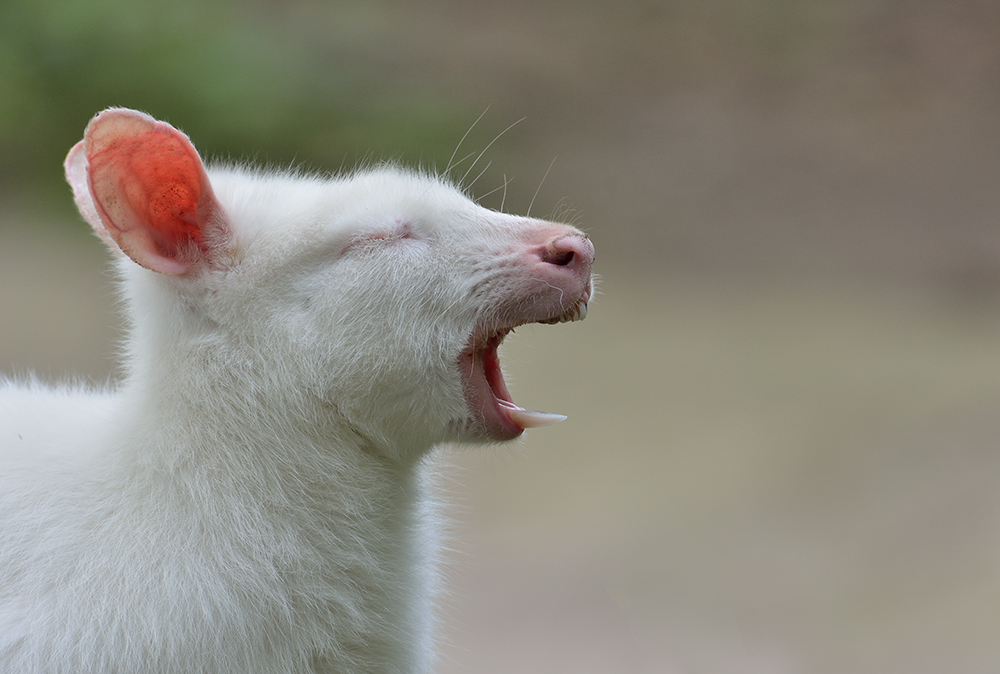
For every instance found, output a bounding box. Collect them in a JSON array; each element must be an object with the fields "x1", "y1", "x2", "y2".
[{"x1": 210, "y1": 167, "x2": 477, "y2": 239}]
